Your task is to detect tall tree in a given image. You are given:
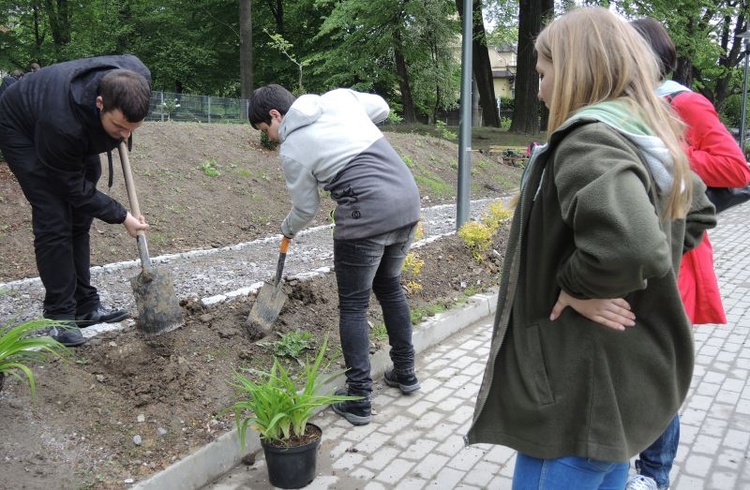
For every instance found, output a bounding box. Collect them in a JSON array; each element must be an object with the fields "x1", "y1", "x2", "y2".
[
  {"x1": 510, "y1": 0, "x2": 541, "y2": 133},
  {"x1": 616, "y1": 0, "x2": 750, "y2": 111},
  {"x1": 456, "y1": 0, "x2": 500, "y2": 127},
  {"x1": 43, "y1": 0, "x2": 70, "y2": 50},
  {"x1": 313, "y1": 0, "x2": 460, "y2": 122},
  {"x1": 239, "y1": 0, "x2": 253, "y2": 98}
]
